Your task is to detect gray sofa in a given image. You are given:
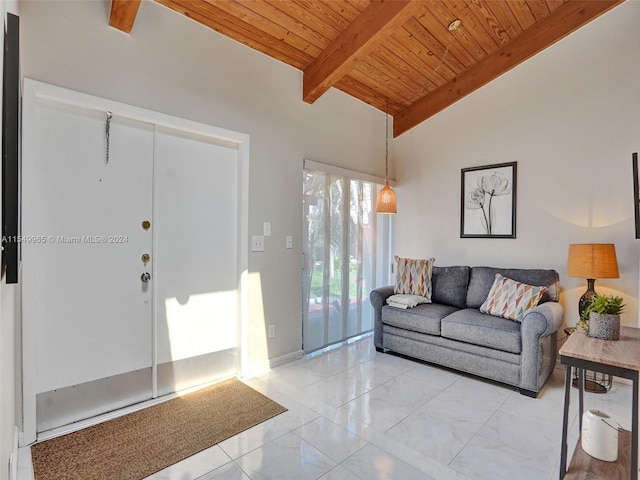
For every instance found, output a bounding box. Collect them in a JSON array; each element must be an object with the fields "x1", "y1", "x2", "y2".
[{"x1": 370, "y1": 266, "x2": 563, "y2": 397}]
